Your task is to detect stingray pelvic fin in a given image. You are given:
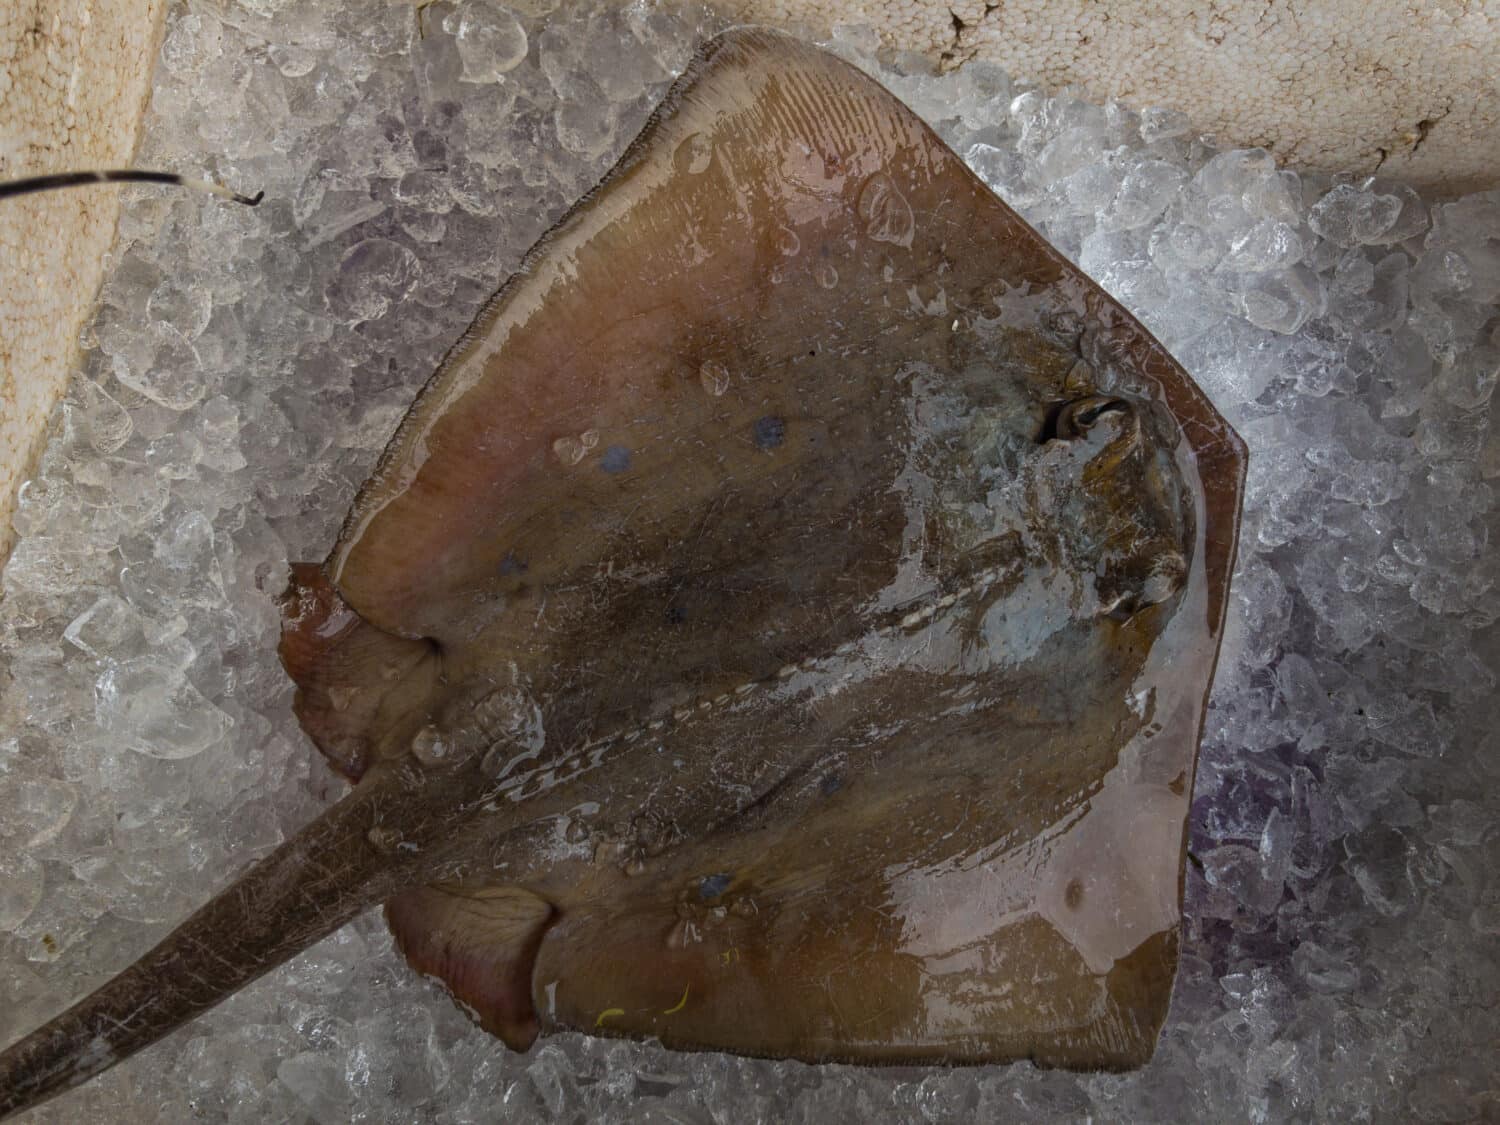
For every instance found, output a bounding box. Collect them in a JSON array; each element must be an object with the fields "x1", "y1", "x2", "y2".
[
  {"x1": 278, "y1": 563, "x2": 439, "y2": 781},
  {"x1": 386, "y1": 885, "x2": 556, "y2": 1050}
]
